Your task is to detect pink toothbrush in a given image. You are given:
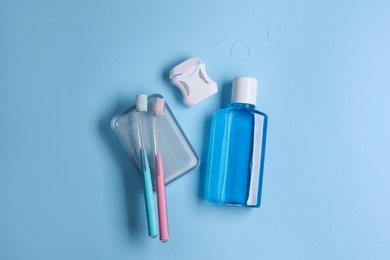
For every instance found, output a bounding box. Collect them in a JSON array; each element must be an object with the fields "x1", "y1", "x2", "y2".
[{"x1": 152, "y1": 98, "x2": 169, "y2": 242}]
